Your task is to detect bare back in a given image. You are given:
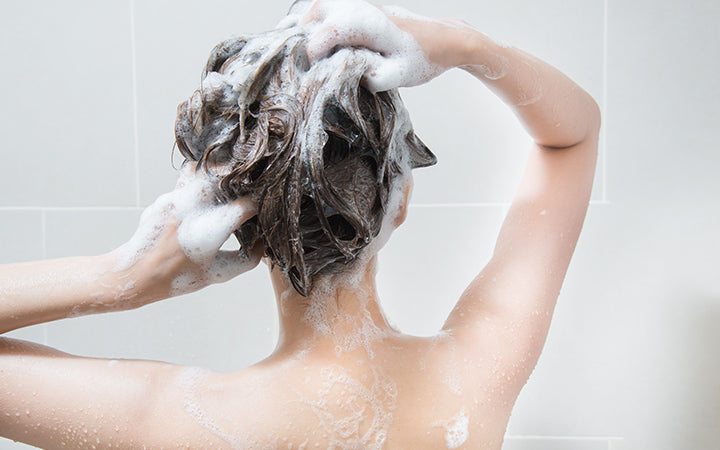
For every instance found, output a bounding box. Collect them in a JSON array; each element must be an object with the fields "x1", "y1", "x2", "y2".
[{"x1": 129, "y1": 333, "x2": 517, "y2": 449}]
